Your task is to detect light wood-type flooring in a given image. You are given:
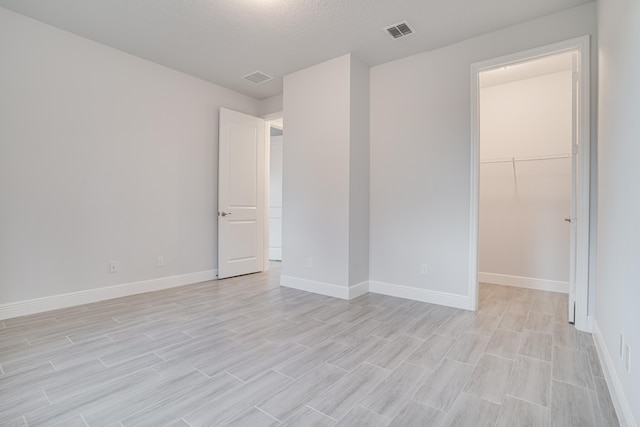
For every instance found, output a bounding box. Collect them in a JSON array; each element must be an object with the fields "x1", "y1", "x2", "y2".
[{"x1": 0, "y1": 263, "x2": 619, "y2": 426}]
